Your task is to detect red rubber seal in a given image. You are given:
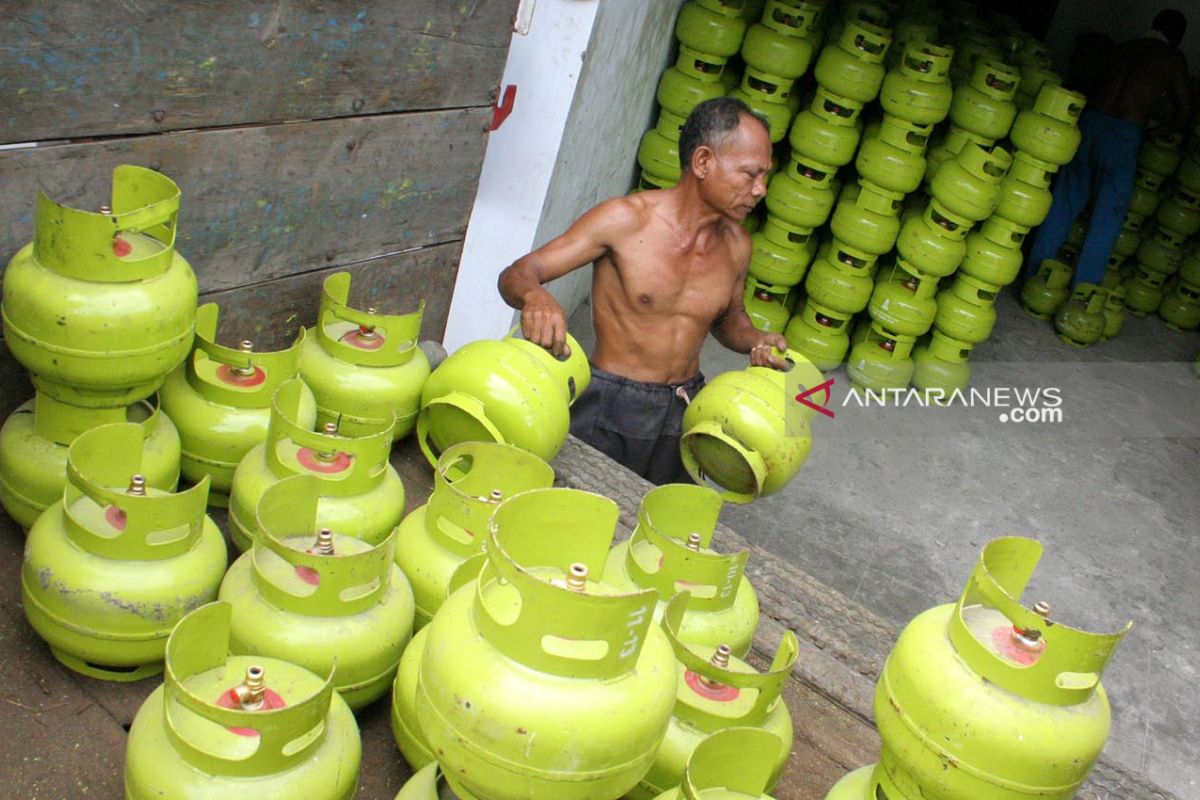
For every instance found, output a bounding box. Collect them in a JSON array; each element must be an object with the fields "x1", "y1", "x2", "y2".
[
  {"x1": 295, "y1": 565, "x2": 321, "y2": 586},
  {"x1": 991, "y1": 624, "x2": 1044, "y2": 666},
  {"x1": 112, "y1": 237, "x2": 133, "y2": 257},
  {"x1": 216, "y1": 364, "x2": 267, "y2": 387},
  {"x1": 216, "y1": 687, "x2": 288, "y2": 736},
  {"x1": 340, "y1": 329, "x2": 386, "y2": 350},
  {"x1": 685, "y1": 670, "x2": 740, "y2": 702},
  {"x1": 297, "y1": 448, "x2": 352, "y2": 473},
  {"x1": 104, "y1": 506, "x2": 127, "y2": 531}
]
